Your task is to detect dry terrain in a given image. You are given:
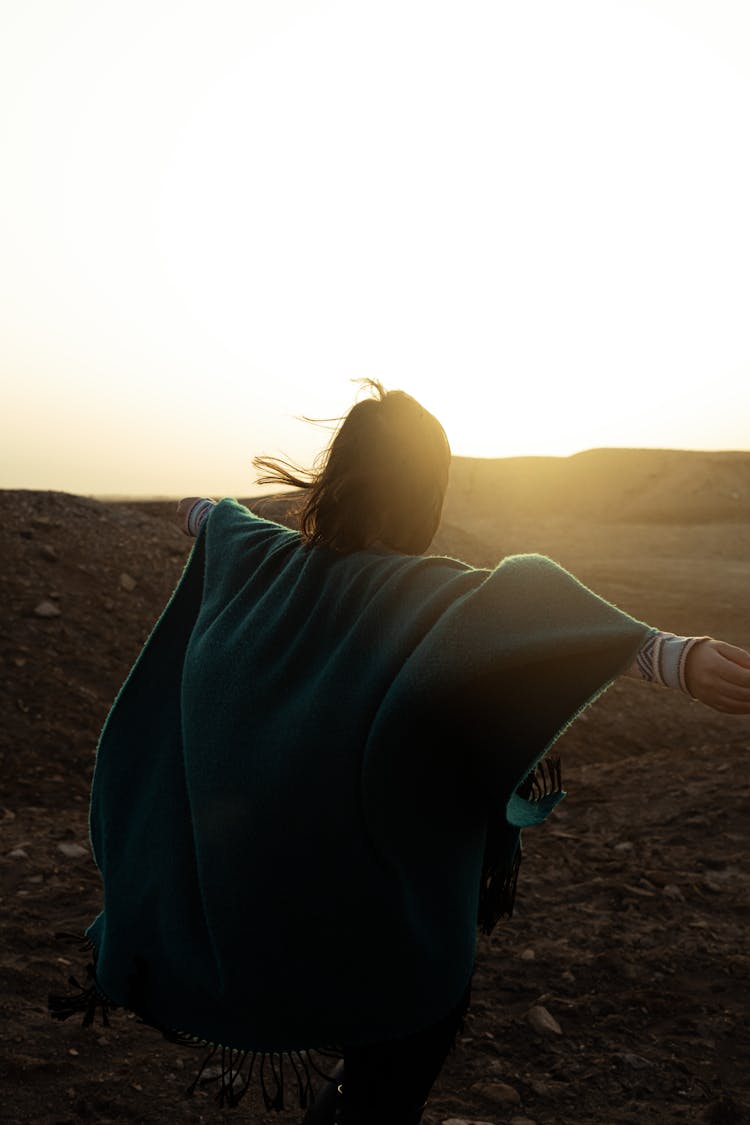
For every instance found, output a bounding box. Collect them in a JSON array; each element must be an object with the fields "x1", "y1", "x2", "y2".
[{"x1": 1, "y1": 449, "x2": 749, "y2": 1124}]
